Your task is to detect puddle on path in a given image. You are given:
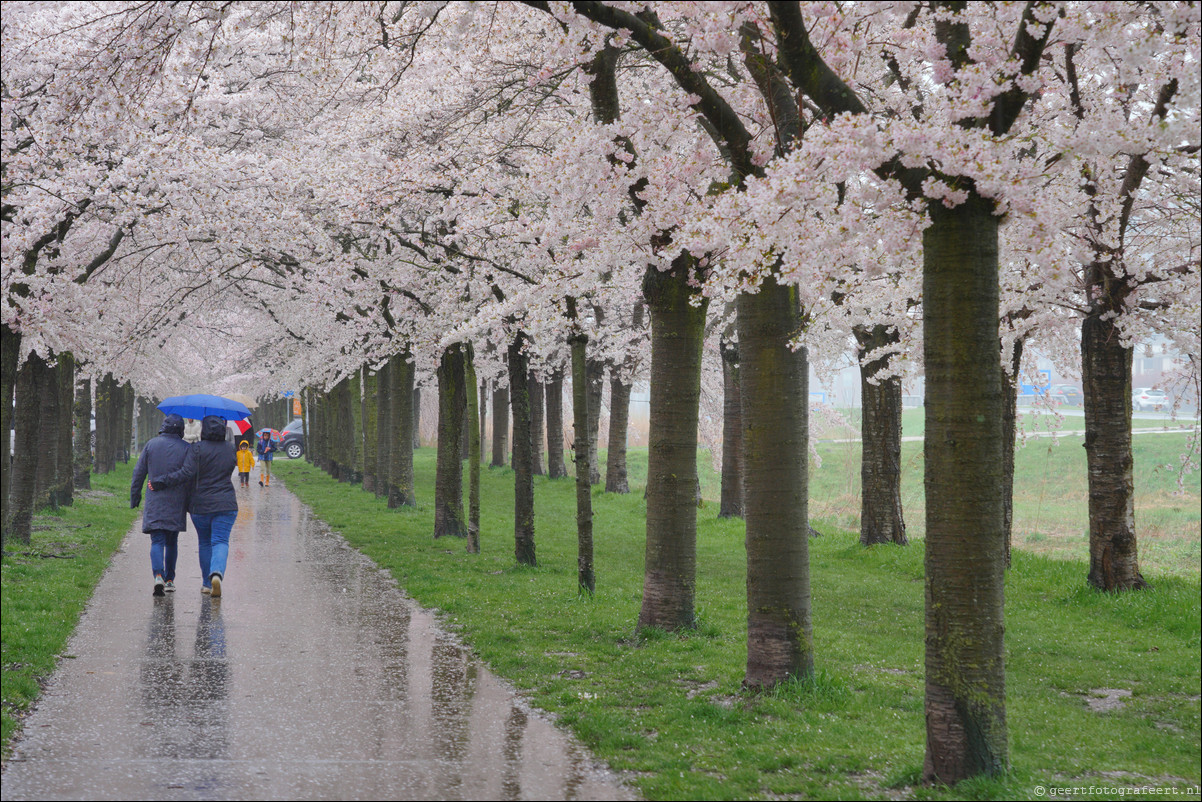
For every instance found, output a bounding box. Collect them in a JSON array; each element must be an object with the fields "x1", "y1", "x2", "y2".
[{"x1": 1, "y1": 479, "x2": 635, "y2": 801}]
